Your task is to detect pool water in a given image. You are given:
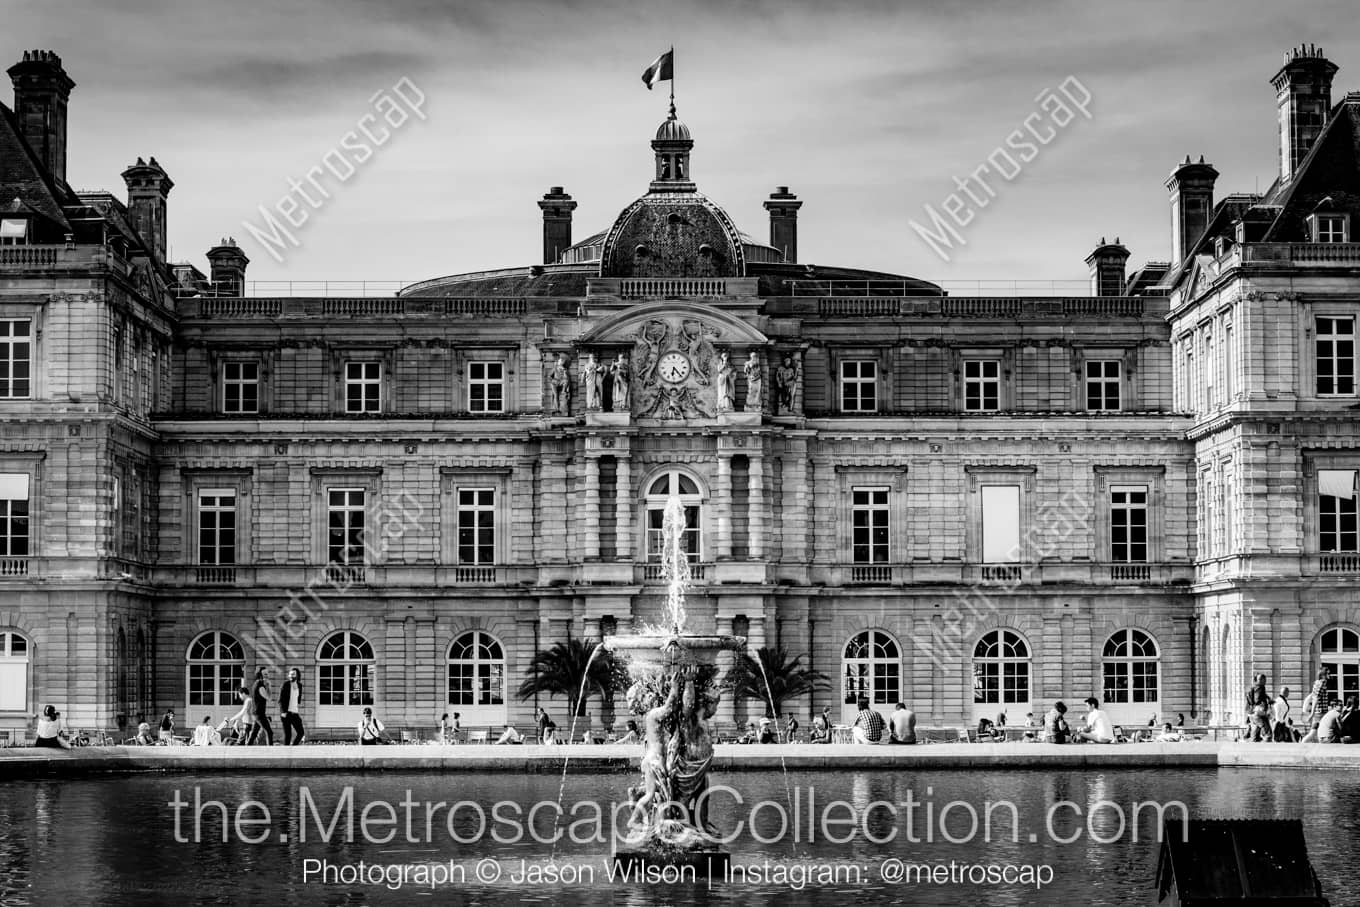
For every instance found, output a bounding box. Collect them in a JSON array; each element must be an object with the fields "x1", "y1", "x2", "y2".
[{"x1": 1, "y1": 768, "x2": 1357, "y2": 905}]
